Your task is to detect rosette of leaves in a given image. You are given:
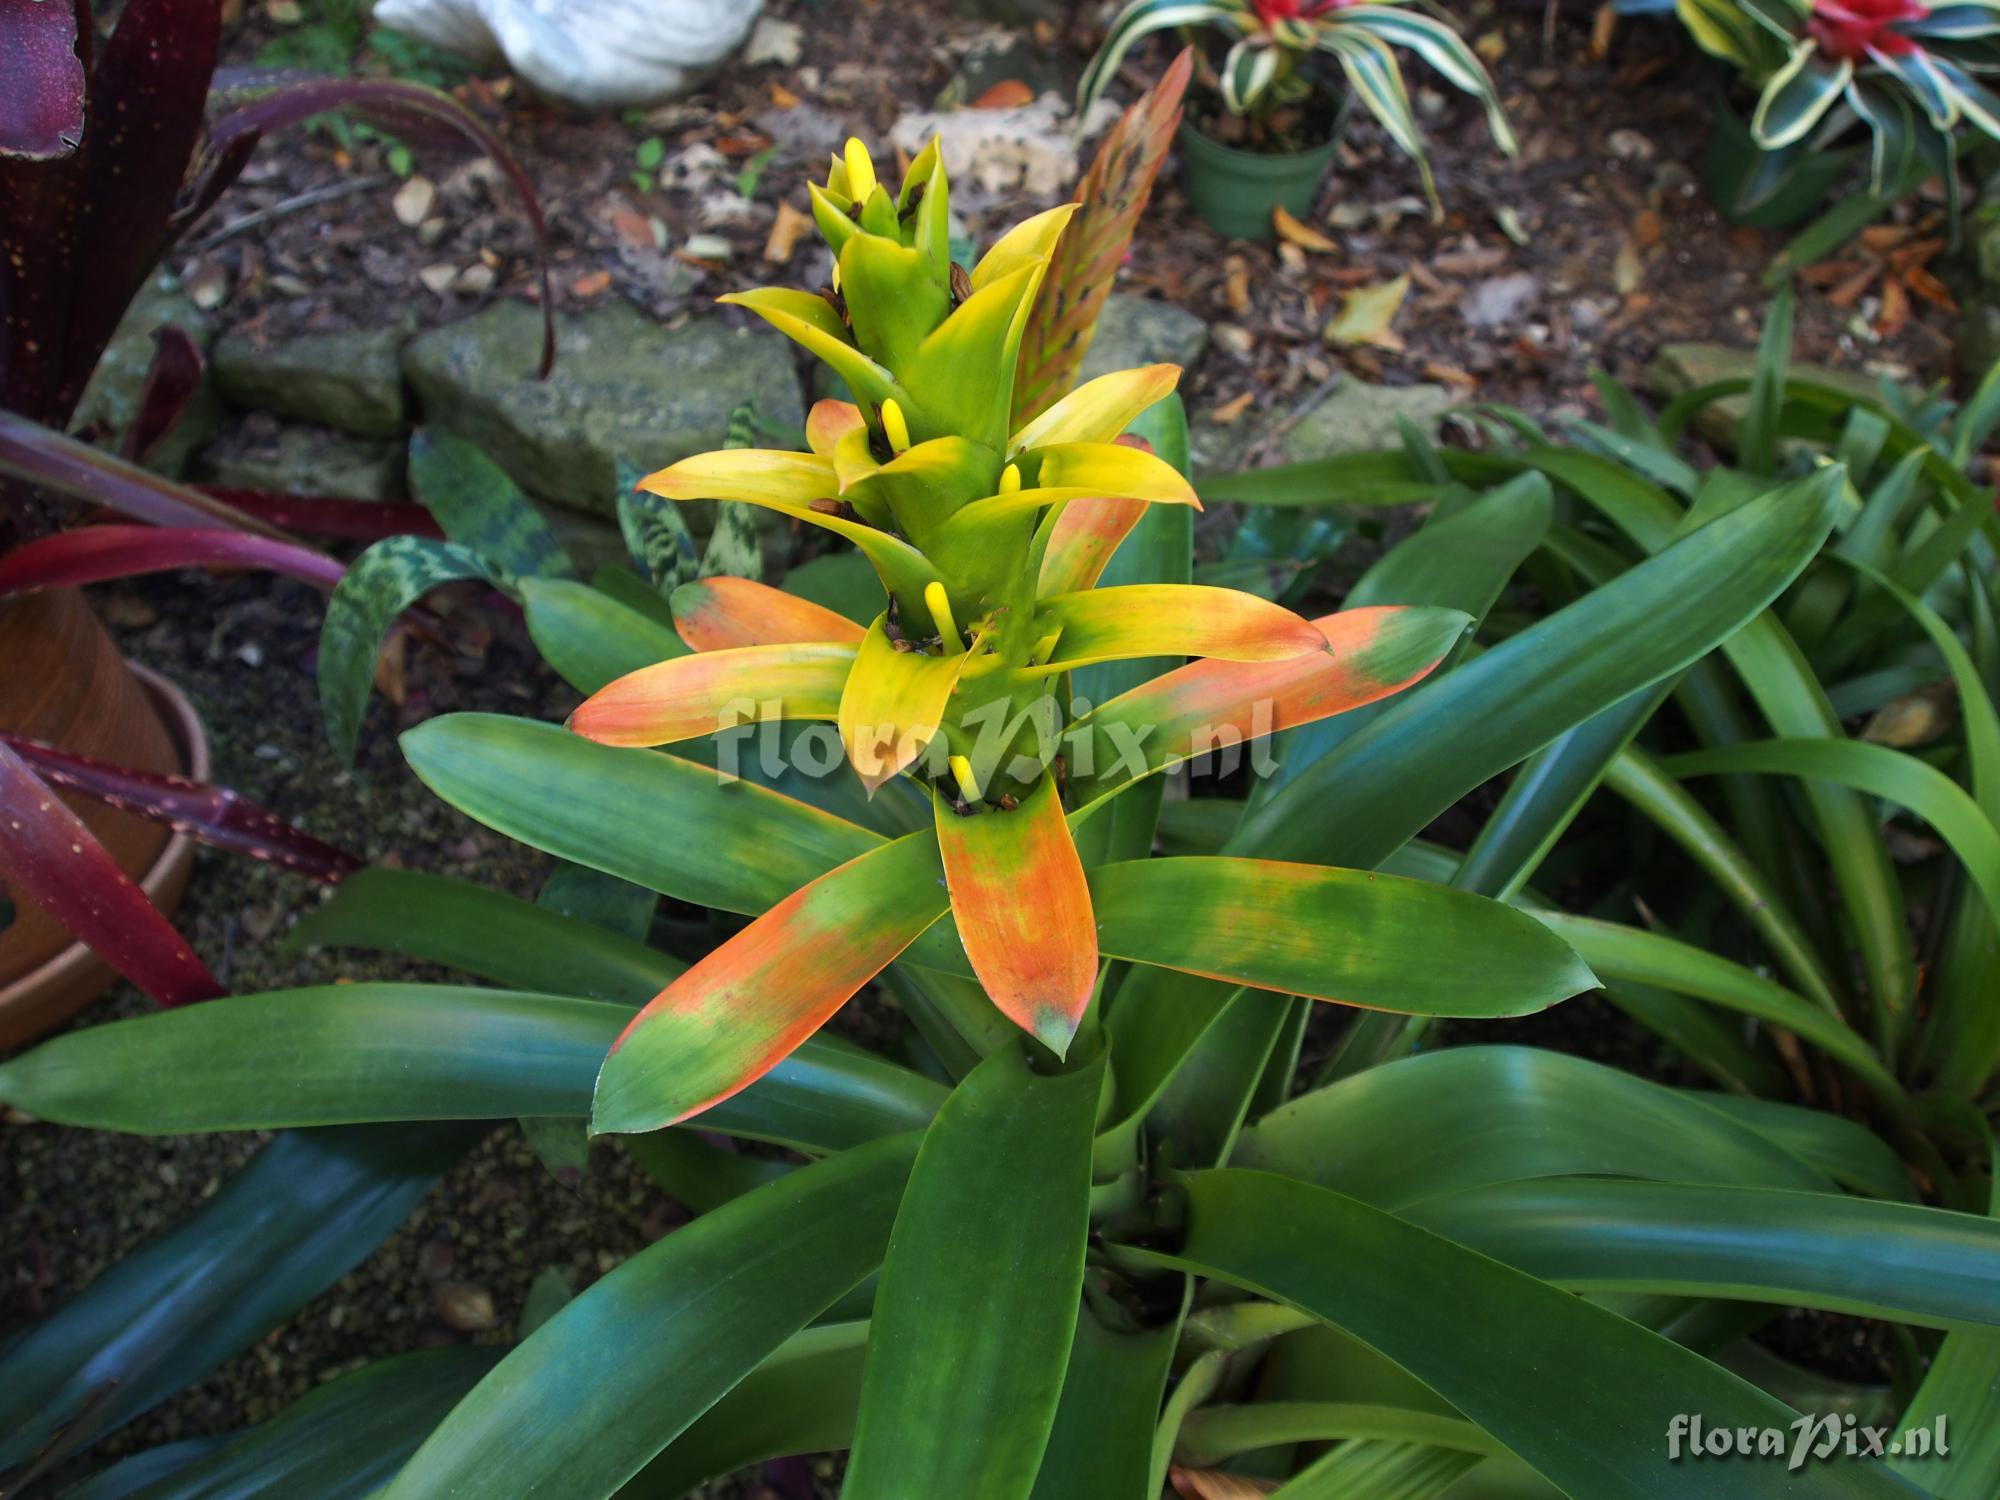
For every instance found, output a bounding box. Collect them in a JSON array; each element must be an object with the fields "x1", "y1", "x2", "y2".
[{"x1": 1078, "y1": 0, "x2": 1515, "y2": 203}]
